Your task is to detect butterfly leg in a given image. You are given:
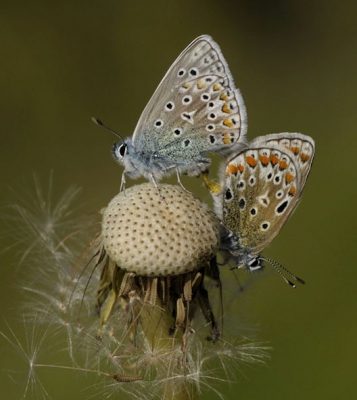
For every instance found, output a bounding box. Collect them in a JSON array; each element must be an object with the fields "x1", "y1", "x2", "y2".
[
  {"x1": 175, "y1": 166, "x2": 192, "y2": 193},
  {"x1": 149, "y1": 173, "x2": 159, "y2": 190},
  {"x1": 149, "y1": 173, "x2": 169, "y2": 201},
  {"x1": 120, "y1": 171, "x2": 127, "y2": 192}
]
